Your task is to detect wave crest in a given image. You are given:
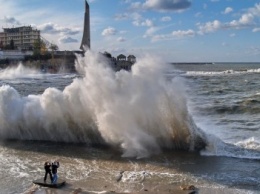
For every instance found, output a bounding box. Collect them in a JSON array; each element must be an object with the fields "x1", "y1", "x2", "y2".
[
  {"x1": 185, "y1": 68, "x2": 260, "y2": 76},
  {"x1": 0, "y1": 51, "x2": 205, "y2": 158}
]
